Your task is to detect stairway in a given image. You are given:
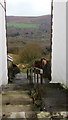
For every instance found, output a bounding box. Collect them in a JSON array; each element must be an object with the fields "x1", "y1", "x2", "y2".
[
  {"x1": 2, "y1": 73, "x2": 38, "y2": 119},
  {"x1": 2, "y1": 84, "x2": 37, "y2": 119},
  {"x1": 1, "y1": 73, "x2": 68, "y2": 119}
]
